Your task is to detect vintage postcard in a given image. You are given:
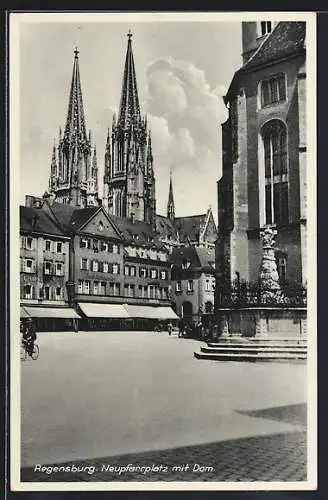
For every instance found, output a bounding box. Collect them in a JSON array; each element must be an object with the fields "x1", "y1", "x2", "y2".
[{"x1": 9, "y1": 11, "x2": 317, "y2": 491}]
